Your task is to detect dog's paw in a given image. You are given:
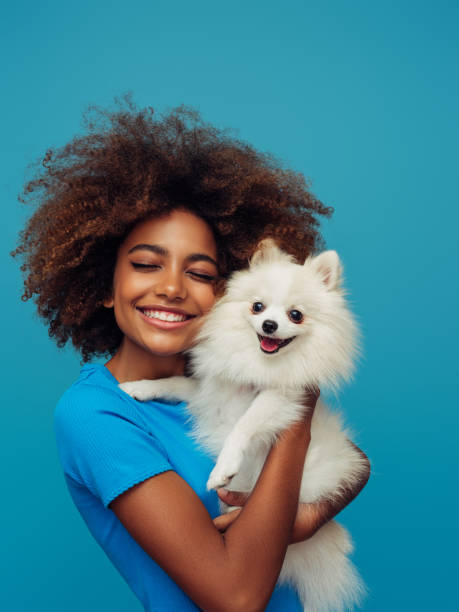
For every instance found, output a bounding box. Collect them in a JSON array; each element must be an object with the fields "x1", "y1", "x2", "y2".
[
  {"x1": 206, "y1": 449, "x2": 244, "y2": 490},
  {"x1": 207, "y1": 470, "x2": 235, "y2": 491},
  {"x1": 118, "y1": 380, "x2": 159, "y2": 401}
]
